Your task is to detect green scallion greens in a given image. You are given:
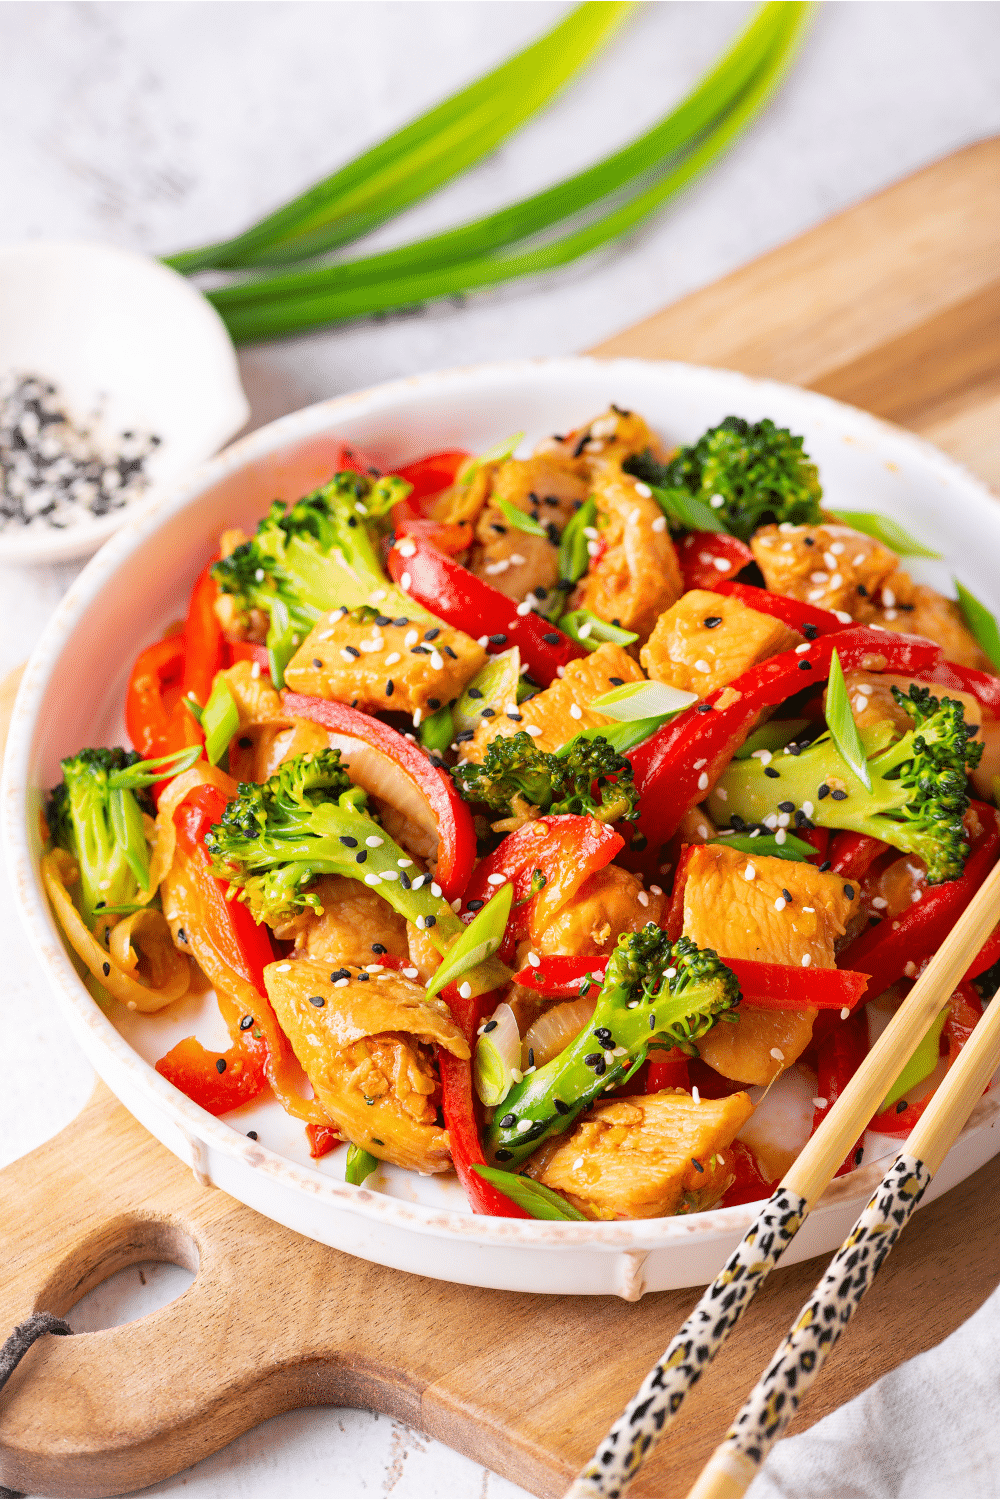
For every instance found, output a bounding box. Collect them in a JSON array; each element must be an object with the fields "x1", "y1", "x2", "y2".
[
  {"x1": 345, "y1": 1145, "x2": 380, "y2": 1186},
  {"x1": 423, "y1": 881, "x2": 513, "y2": 1001},
  {"x1": 827, "y1": 510, "x2": 941, "y2": 559},
  {"x1": 825, "y1": 647, "x2": 872, "y2": 792},
  {"x1": 955, "y1": 579, "x2": 1000, "y2": 671},
  {"x1": 472, "y1": 1165, "x2": 589, "y2": 1221}
]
